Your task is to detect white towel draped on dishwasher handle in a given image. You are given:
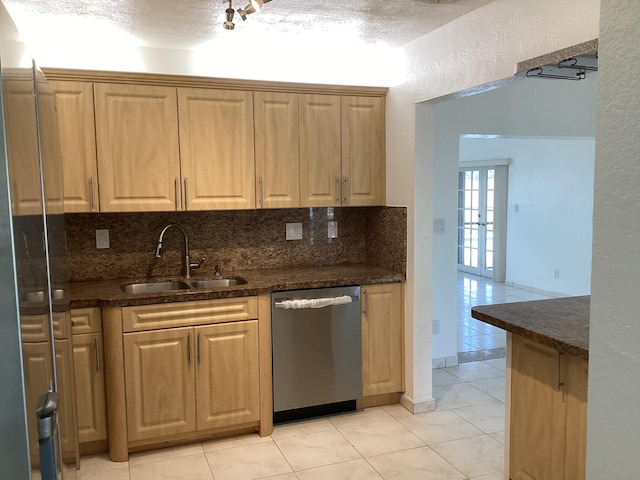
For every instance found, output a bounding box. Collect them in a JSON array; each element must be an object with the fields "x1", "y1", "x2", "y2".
[{"x1": 276, "y1": 295, "x2": 353, "y2": 310}]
